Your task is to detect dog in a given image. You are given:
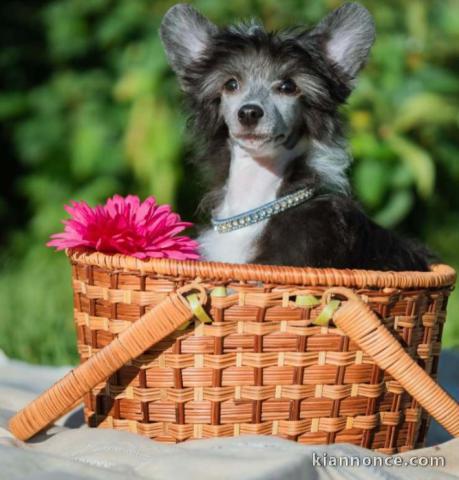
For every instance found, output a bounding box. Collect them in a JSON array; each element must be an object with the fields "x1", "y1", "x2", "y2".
[{"x1": 160, "y1": 3, "x2": 432, "y2": 270}]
